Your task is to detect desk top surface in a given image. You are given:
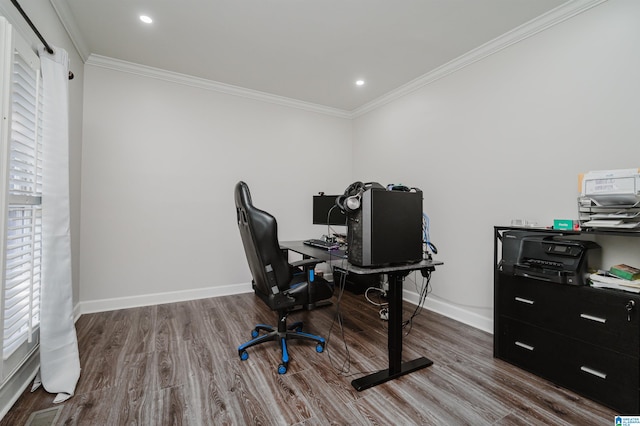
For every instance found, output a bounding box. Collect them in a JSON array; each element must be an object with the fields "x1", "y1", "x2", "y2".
[{"x1": 281, "y1": 240, "x2": 442, "y2": 274}]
